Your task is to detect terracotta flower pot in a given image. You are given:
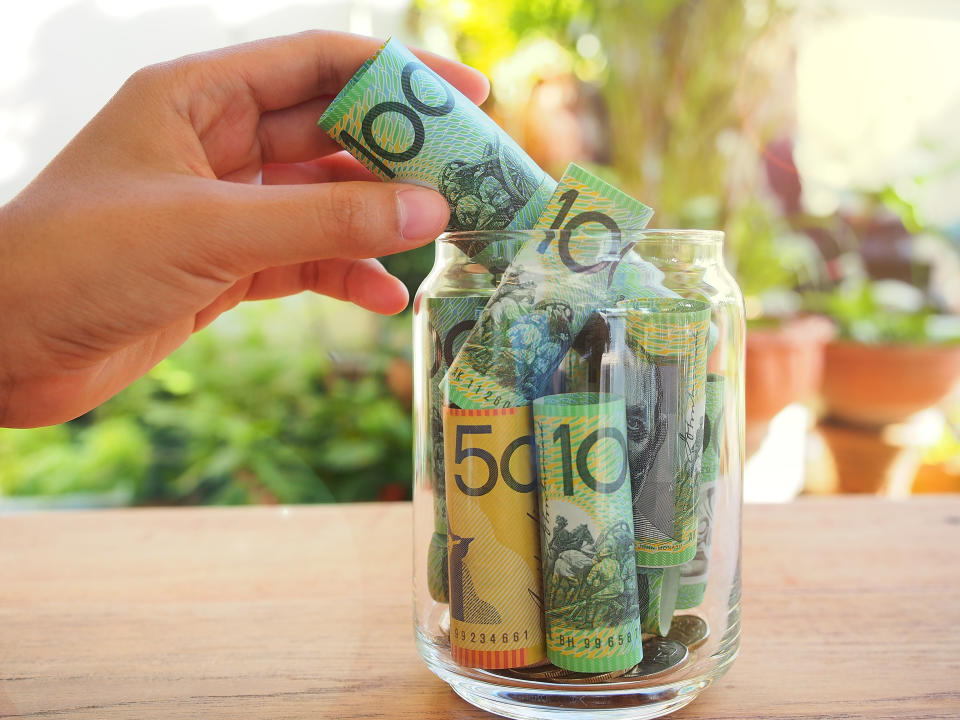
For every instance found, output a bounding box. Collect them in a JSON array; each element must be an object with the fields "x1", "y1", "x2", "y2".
[
  {"x1": 746, "y1": 315, "x2": 835, "y2": 425},
  {"x1": 822, "y1": 341, "x2": 960, "y2": 426},
  {"x1": 817, "y1": 420, "x2": 919, "y2": 495},
  {"x1": 745, "y1": 315, "x2": 835, "y2": 456}
]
